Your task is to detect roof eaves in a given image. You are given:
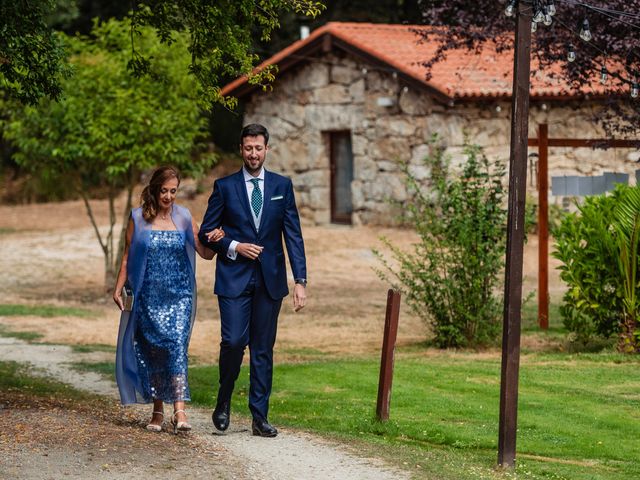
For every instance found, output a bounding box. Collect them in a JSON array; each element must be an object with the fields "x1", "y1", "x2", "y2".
[{"x1": 220, "y1": 23, "x2": 335, "y2": 98}]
